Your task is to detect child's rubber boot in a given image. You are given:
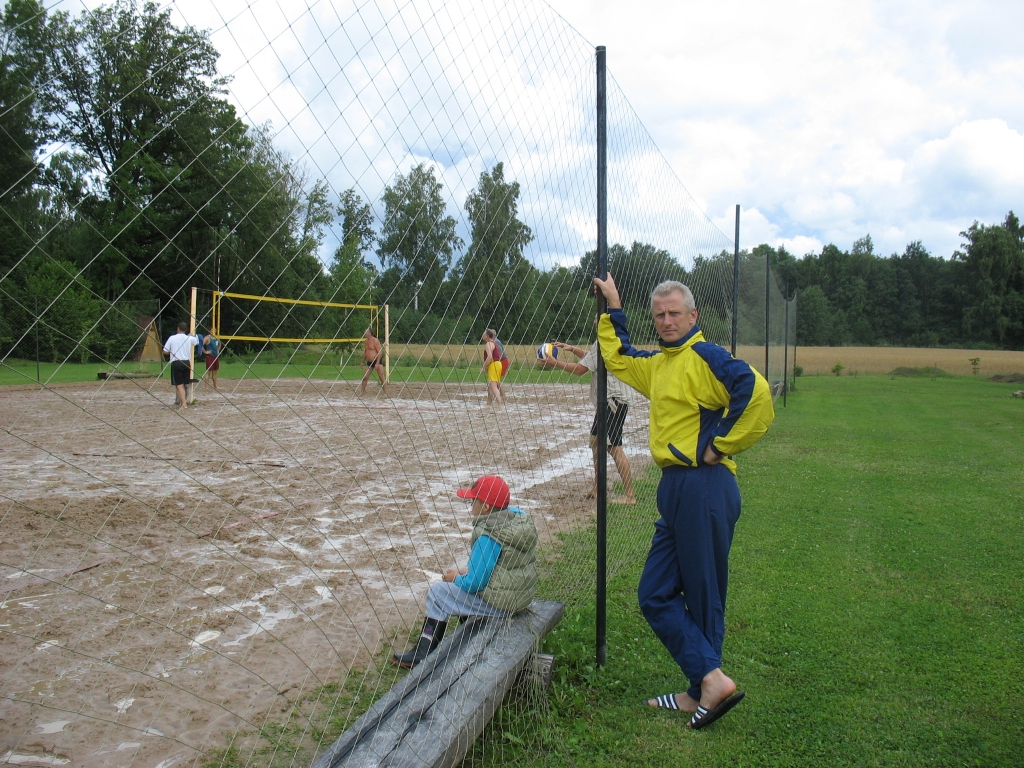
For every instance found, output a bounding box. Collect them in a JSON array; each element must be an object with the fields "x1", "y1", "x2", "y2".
[{"x1": 392, "y1": 618, "x2": 447, "y2": 668}]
